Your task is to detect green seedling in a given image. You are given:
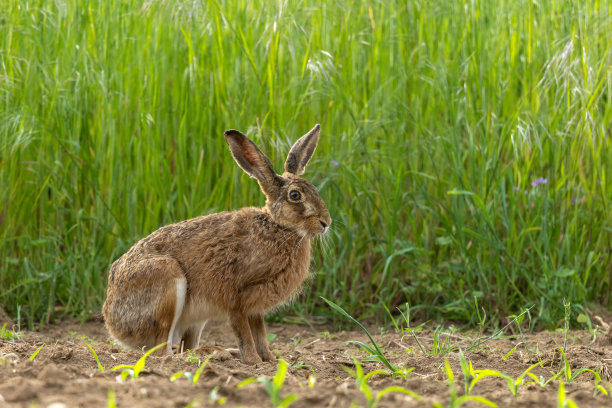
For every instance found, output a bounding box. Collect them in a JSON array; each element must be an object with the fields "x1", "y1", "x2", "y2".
[
  {"x1": 0, "y1": 323, "x2": 23, "y2": 342},
  {"x1": 209, "y1": 386, "x2": 227, "y2": 405},
  {"x1": 470, "y1": 361, "x2": 545, "y2": 396},
  {"x1": 557, "y1": 381, "x2": 578, "y2": 408},
  {"x1": 431, "y1": 326, "x2": 460, "y2": 355},
  {"x1": 321, "y1": 297, "x2": 398, "y2": 373},
  {"x1": 184, "y1": 349, "x2": 200, "y2": 364},
  {"x1": 551, "y1": 339, "x2": 602, "y2": 385},
  {"x1": 29, "y1": 344, "x2": 44, "y2": 361},
  {"x1": 342, "y1": 357, "x2": 423, "y2": 408},
  {"x1": 434, "y1": 358, "x2": 498, "y2": 408},
  {"x1": 86, "y1": 343, "x2": 105, "y2": 372},
  {"x1": 170, "y1": 353, "x2": 215, "y2": 384},
  {"x1": 465, "y1": 307, "x2": 533, "y2": 352},
  {"x1": 111, "y1": 342, "x2": 167, "y2": 380},
  {"x1": 108, "y1": 388, "x2": 117, "y2": 408},
  {"x1": 292, "y1": 361, "x2": 316, "y2": 376},
  {"x1": 318, "y1": 331, "x2": 335, "y2": 340},
  {"x1": 238, "y1": 359, "x2": 297, "y2": 408}
]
